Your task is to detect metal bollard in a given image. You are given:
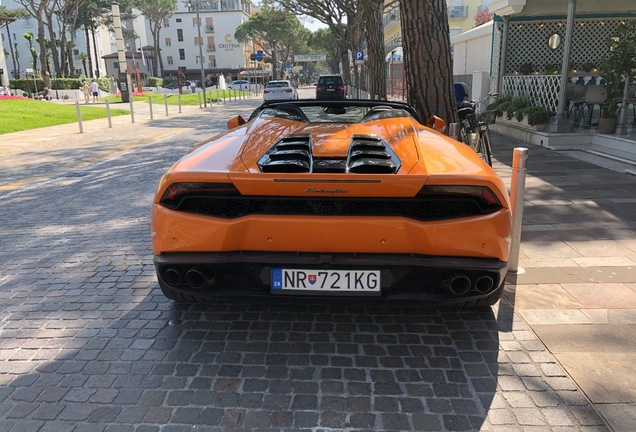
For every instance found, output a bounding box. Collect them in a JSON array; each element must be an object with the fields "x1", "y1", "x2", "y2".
[
  {"x1": 164, "y1": 95, "x2": 169, "y2": 116},
  {"x1": 75, "y1": 101, "x2": 83, "y2": 133},
  {"x1": 198, "y1": 92, "x2": 202, "y2": 109},
  {"x1": 148, "y1": 96, "x2": 154, "y2": 120},
  {"x1": 178, "y1": 93, "x2": 182, "y2": 113},
  {"x1": 448, "y1": 123, "x2": 459, "y2": 140},
  {"x1": 129, "y1": 96, "x2": 135, "y2": 124},
  {"x1": 508, "y1": 147, "x2": 528, "y2": 274},
  {"x1": 105, "y1": 100, "x2": 112, "y2": 128}
]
